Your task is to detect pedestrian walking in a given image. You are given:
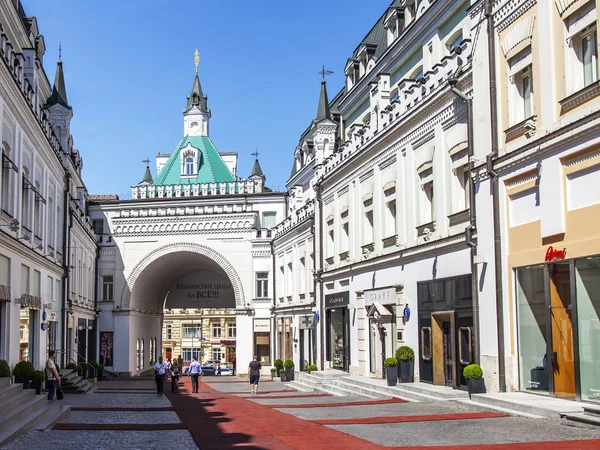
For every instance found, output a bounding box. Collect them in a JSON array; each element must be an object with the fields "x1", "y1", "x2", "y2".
[
  {"x1": 248, "y1": 354, "x2": 262, "y2": 395},
  {"x1": 154, "y1": 356, "x2": 168, "y2": 396},
  {"x1": 177, "y1": 354, "x2": 183, "y2": 368},
  {"x1": 45, "y1": 350, "x2": 61, "y2": 400},
  {"x1": 232, "y1": 355, "x2": 236, "y2": 376},
  {"x1": 171, "y1": 360, "x2": 181, "y2": 393},
  {"x1": 189, "y1": 357, "x2": 202, "y2": 393}
]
